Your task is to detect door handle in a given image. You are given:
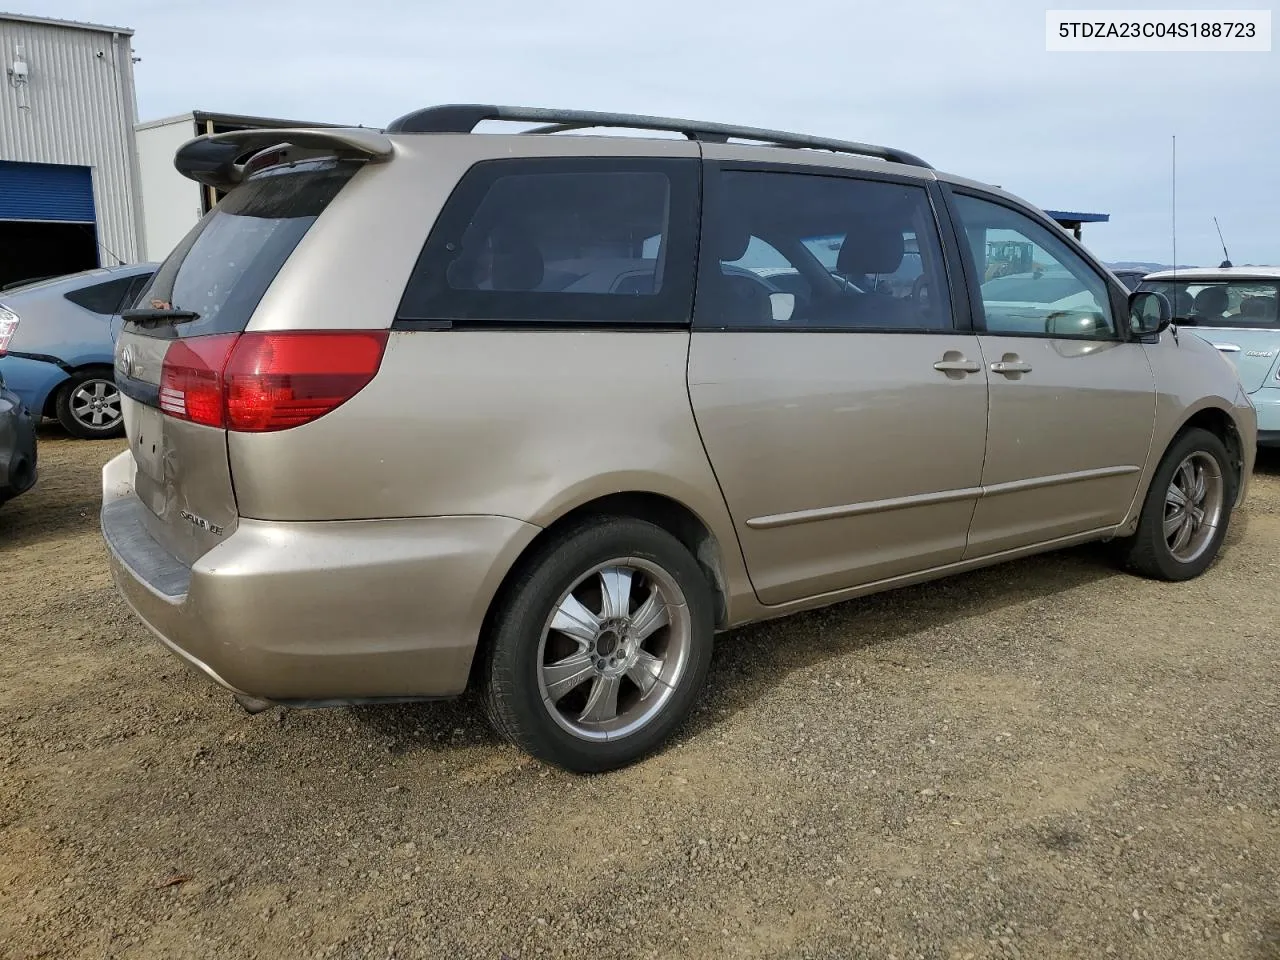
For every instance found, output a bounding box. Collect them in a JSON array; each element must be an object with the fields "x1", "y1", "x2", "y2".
[
  {"x1": 933, "y1": 359, "x2": 982, "y2": 373},
  {"x1": 990, "y1": 361, "x2": 1033, "y2": 375},
  {"x1": 1211, "y1": 342, "x2": 1240, "y2": 353}
]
